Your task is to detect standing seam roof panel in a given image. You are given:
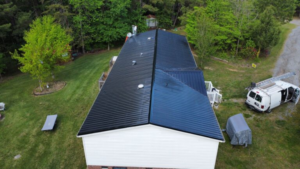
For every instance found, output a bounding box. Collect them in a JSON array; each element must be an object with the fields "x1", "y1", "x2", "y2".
[
  {"x1": 156, "y1": 30, "x2": 197, "y2": 70},
  {"x1": 77, "y1": 30, "x2": 156, "y2": 136},
  {"x1": 150, "y1": 69, "x2": 224, "y2": 140},
  {"x1": 165, "y1": 70, "x2": 208, "y2": 96}
]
